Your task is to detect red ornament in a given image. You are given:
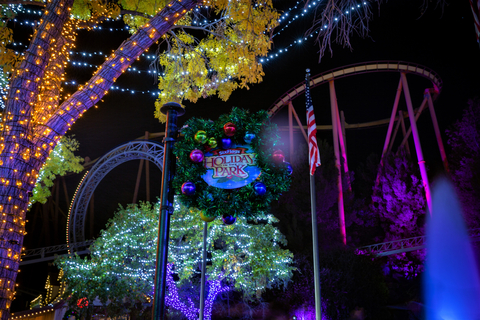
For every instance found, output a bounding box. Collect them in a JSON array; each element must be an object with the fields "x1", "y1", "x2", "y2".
[
  {"x1": 223, "y1": 122, "x2": 236, "y2": 137},
  {"x1": 272, "y1": 150, "x2": 285, "y2": 164}
]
